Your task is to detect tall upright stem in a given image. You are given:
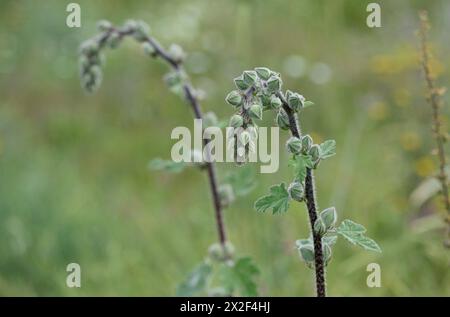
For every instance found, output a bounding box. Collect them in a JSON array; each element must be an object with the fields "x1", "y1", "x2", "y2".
[{"x1": 277, "y1": 92, "x2": 326, "y2": 297}]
